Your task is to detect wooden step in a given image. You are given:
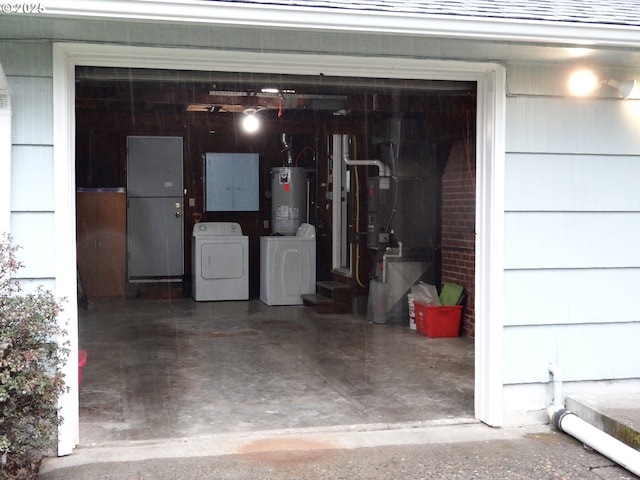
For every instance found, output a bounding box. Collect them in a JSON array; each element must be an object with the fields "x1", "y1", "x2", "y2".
[
  {"x1": 301, "y1": 293, "x2": 334, "y2": 306},
  {"x1": 301, "y1": 293, "x2": 353, "y2": 314},
  {"x1": 316, "y1": 281, "x2": 352, "y2": 302}
]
